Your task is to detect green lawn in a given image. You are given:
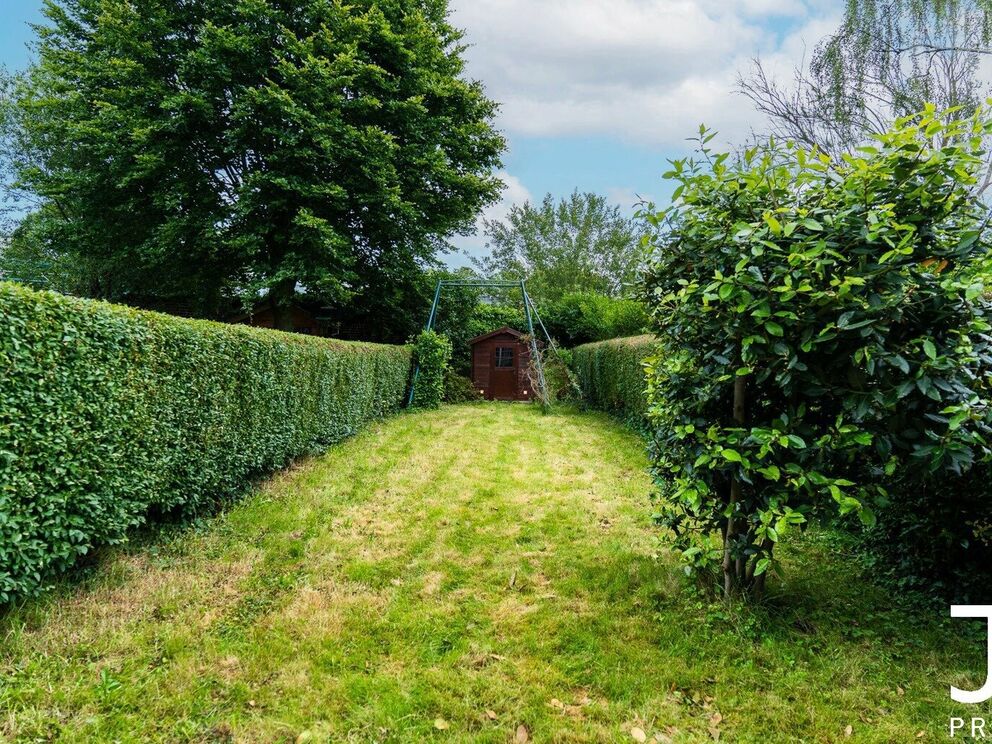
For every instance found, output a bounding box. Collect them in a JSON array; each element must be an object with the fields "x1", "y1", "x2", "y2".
[{"x1": 0, "y1": 405, "x2": 987, "y2": 742}]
